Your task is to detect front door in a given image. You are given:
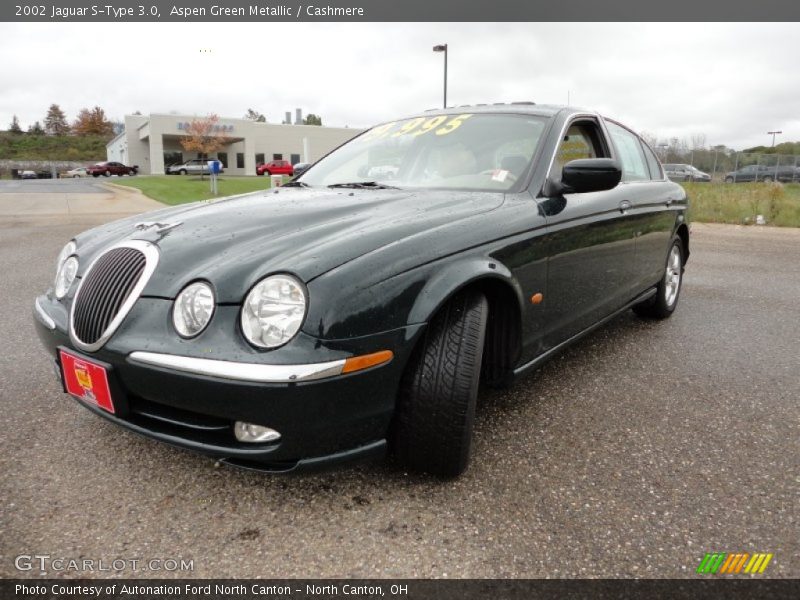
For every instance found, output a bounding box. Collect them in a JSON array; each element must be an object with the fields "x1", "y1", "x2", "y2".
[{"x1": 538, "y1": 118, "x2": 638, "y2": 350}]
